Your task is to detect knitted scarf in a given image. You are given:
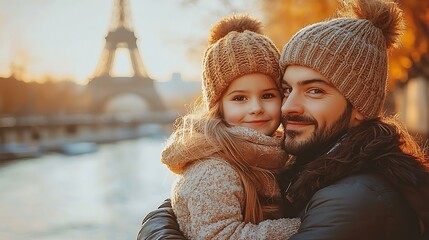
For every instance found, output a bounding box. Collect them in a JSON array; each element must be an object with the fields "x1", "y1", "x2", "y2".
[{"x1": 162, "y1": 125, "x2": 290, "y2": 218}]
